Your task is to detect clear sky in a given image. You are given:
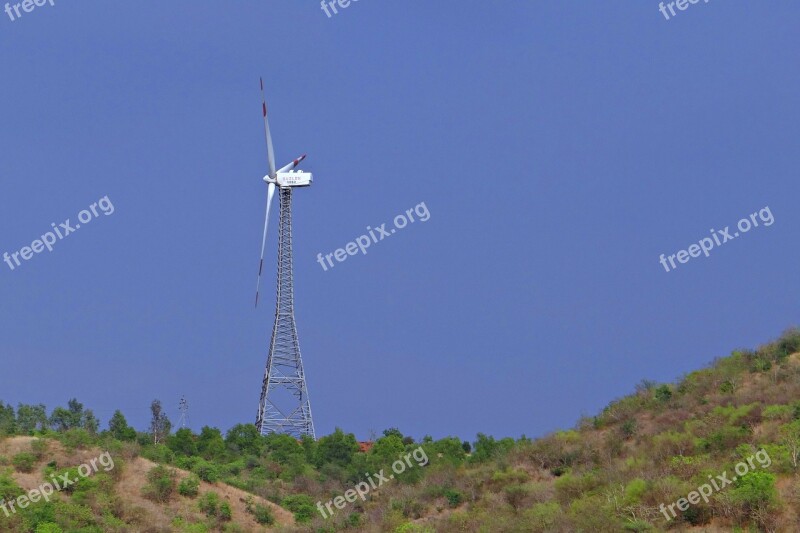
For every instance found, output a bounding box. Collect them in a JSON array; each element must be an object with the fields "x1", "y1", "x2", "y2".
[{"x1": 1, "y1": 1, "x2": 798, "y2": 441}]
